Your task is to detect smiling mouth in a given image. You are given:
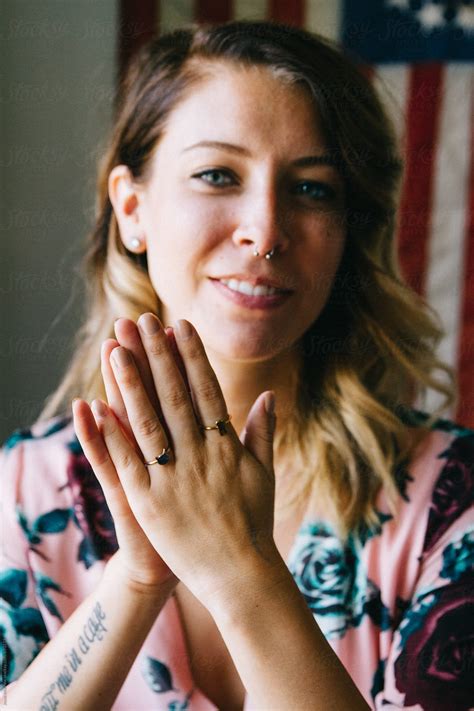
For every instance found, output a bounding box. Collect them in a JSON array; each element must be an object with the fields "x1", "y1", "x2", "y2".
[
  {"x1": 209, "y1": 277, "x2": 293, "y2": 310},
  {"x1": 216, "y1": 278, "x2": 288, "y2": 296}
]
